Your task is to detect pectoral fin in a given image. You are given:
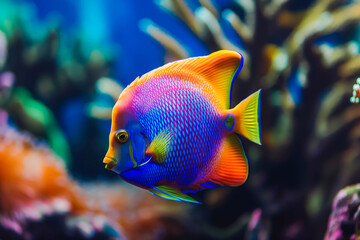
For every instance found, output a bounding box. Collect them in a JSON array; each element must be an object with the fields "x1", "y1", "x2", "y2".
[{"x1": 146, "y1": 129, "x2": 173, "y2": 164}]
